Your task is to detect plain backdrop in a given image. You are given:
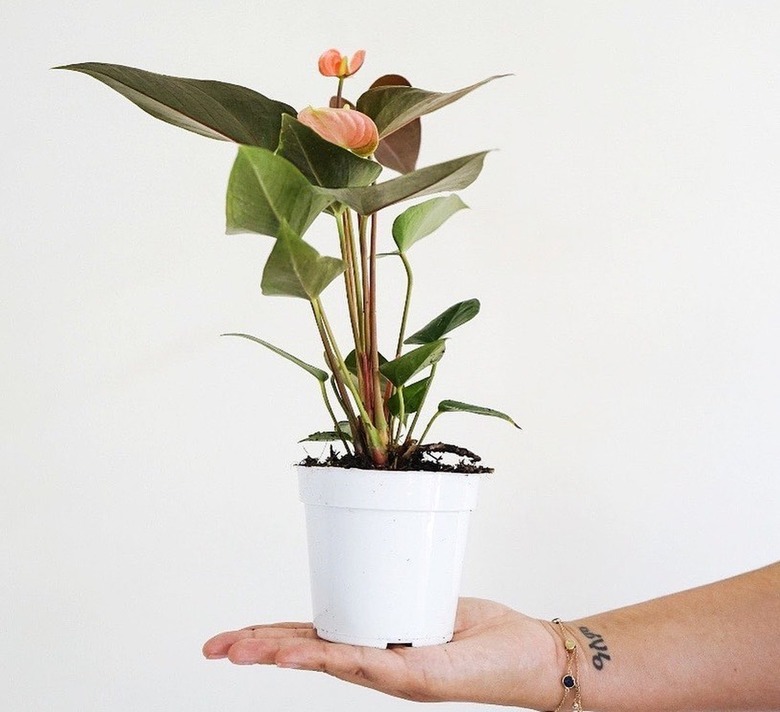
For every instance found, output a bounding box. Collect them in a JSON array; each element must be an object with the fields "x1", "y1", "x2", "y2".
[{"x1": 3, "y1": 1, "x2": 779, "y2": 710}]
